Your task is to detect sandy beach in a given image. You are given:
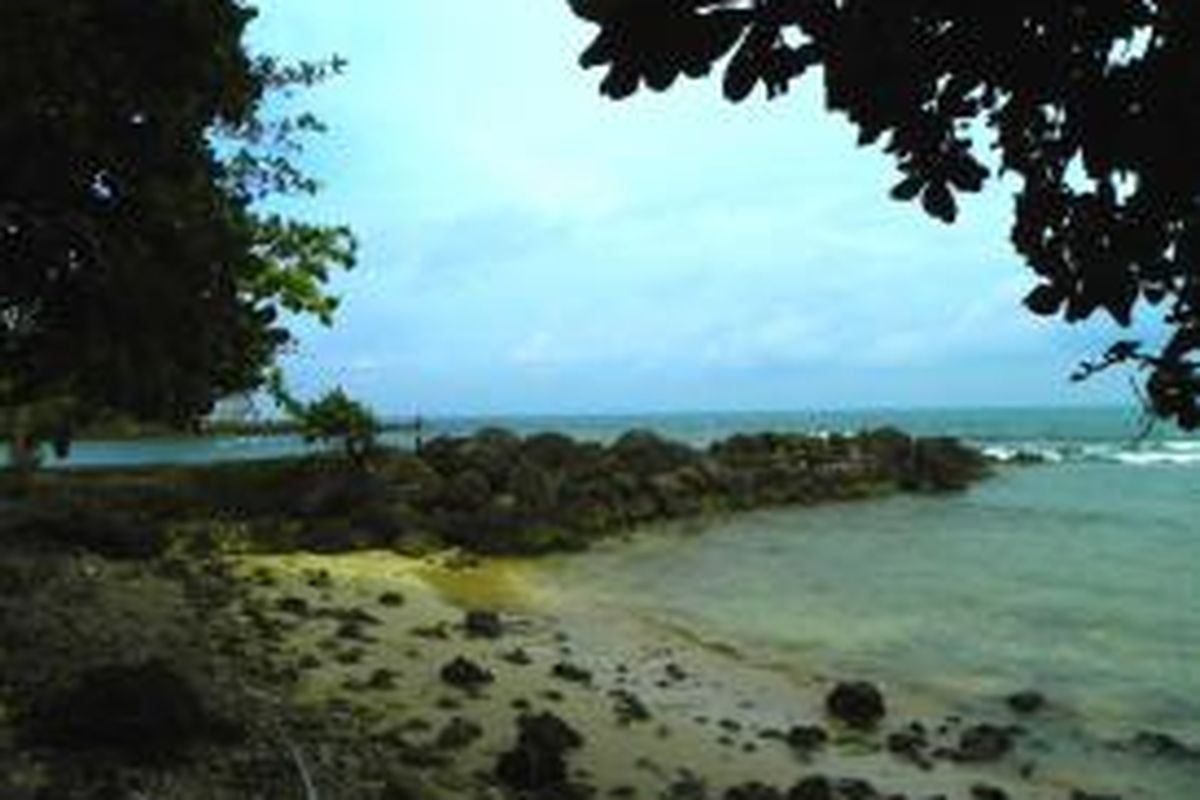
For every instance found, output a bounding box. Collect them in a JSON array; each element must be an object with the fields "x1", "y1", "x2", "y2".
[{"x1": 233, "y1": 549, "x2": 1117, "y2": 800}]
